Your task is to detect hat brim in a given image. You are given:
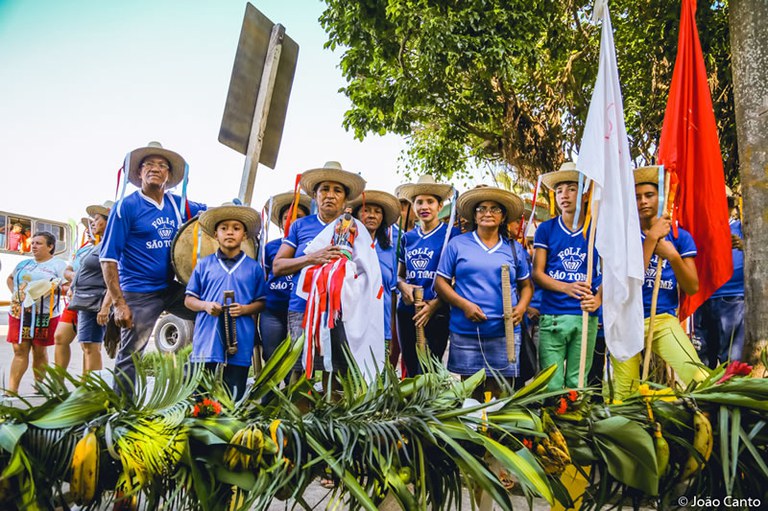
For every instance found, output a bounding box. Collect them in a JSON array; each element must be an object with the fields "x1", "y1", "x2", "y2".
[
  {"x1": 128, "y1": 145, "x2": 187, "y2": 189},
  {"x1": 540, "y1": 170, "x2": 582, "y2": 190},
  {"x1": 634, "y1": 166, "x2": 662, "y2": 186},
  {"x1": 299, "y1": 167, "x2": 366, "y2": 201},
  {"x1": 86, "y1": 205, "x2": 110, "y2": 218},
  {"x1": 348, "y1": 190, "x2": 401, "y2": 227},
  {"x1": 457, "y1": 188, "x2": 525, "y2": 225},
  {"x1": 398, "y1": 182, "x2": 453, "y2": 203},
  {"x1": 198, "y1": 205, "x2": 261, "y2": 239},
  {"x1": 266, "y1": 192, "x2": 313, "y2": 228}
]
